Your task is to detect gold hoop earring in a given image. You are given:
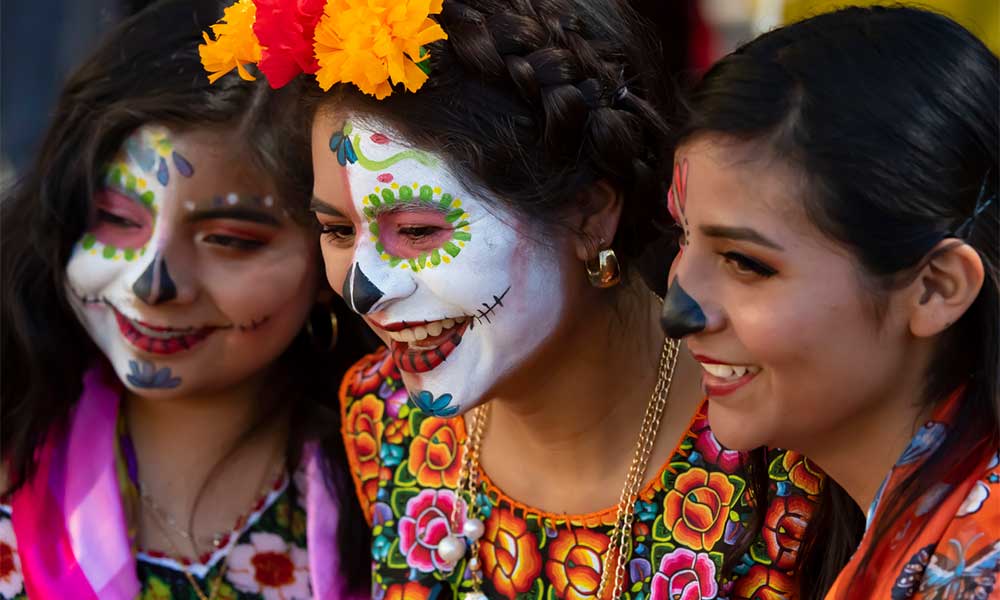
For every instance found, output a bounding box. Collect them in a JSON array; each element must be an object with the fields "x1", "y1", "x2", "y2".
[
  {"x1": 586, "y1": 248, "x2": 621, "y2": 288},
  {"x1": 305, "y1": 307, "x2": 339, "y2": 352}
]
